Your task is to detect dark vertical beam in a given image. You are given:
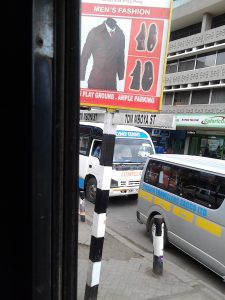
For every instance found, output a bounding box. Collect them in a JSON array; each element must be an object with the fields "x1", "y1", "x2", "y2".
[
  {"x1": 32, "y1": 1, "x2": 53, "y2": 299},
  {"x1": 52, "y1": 0, "x2": 65, "y2": 299},
  {"x1": 62, "y1": 0, "x2": 80, "y2": 299},
  {"x1": 32, "y1": 54, "x2": 52, "y2": 300},
  {"x1": 1, "y1": 1, "x2": 32, "y2": 299}
]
